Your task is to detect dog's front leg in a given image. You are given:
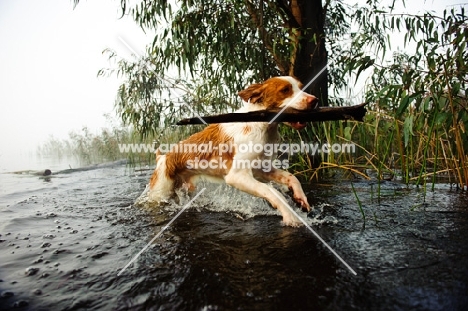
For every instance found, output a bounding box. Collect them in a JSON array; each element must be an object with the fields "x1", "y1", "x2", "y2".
[
  {"x1": 255, "y1": 168, "x2": 310, "y2": 212},
  {"x1": 225, "y1": 170, "x2": 302, "y2": 226}
]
